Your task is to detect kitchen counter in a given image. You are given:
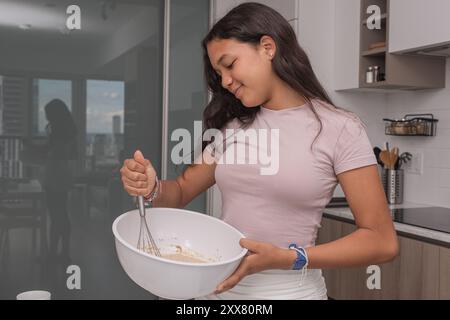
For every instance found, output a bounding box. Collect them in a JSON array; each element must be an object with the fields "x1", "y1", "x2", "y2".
[{"x1": 323, "y1": 201, "x2": 450, "y2": 248}]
